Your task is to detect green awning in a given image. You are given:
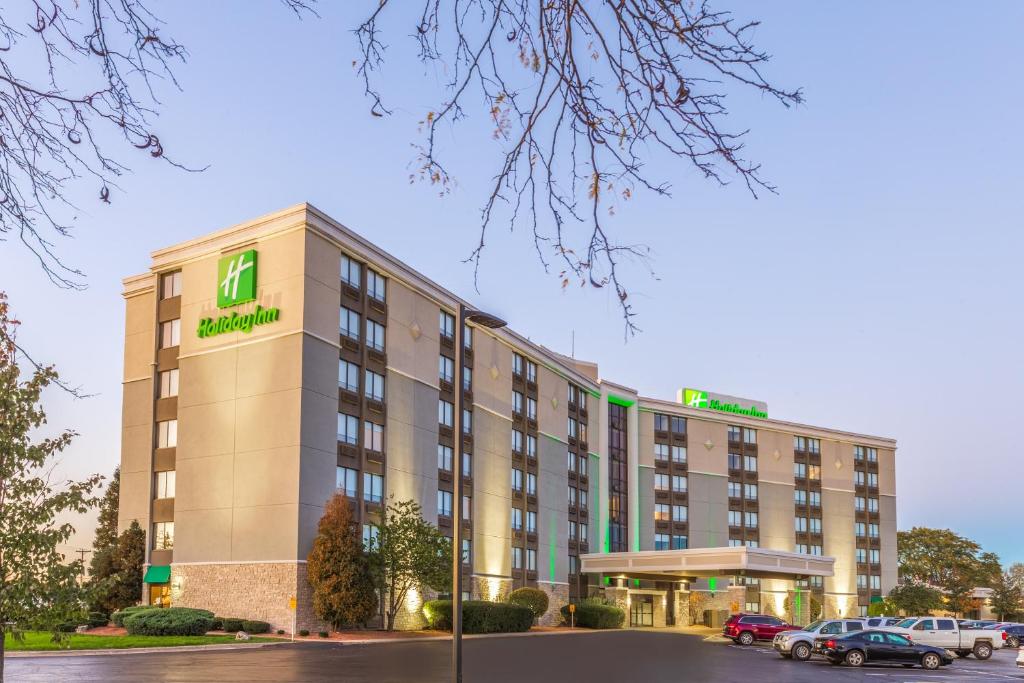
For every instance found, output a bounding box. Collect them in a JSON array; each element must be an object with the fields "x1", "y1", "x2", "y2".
[
  {"x1": 869, "y1": 595, "x2": 884, "y2": 604},
  {"x1": 143, "y1": 565, "x2": 171, "y2": 584}
]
